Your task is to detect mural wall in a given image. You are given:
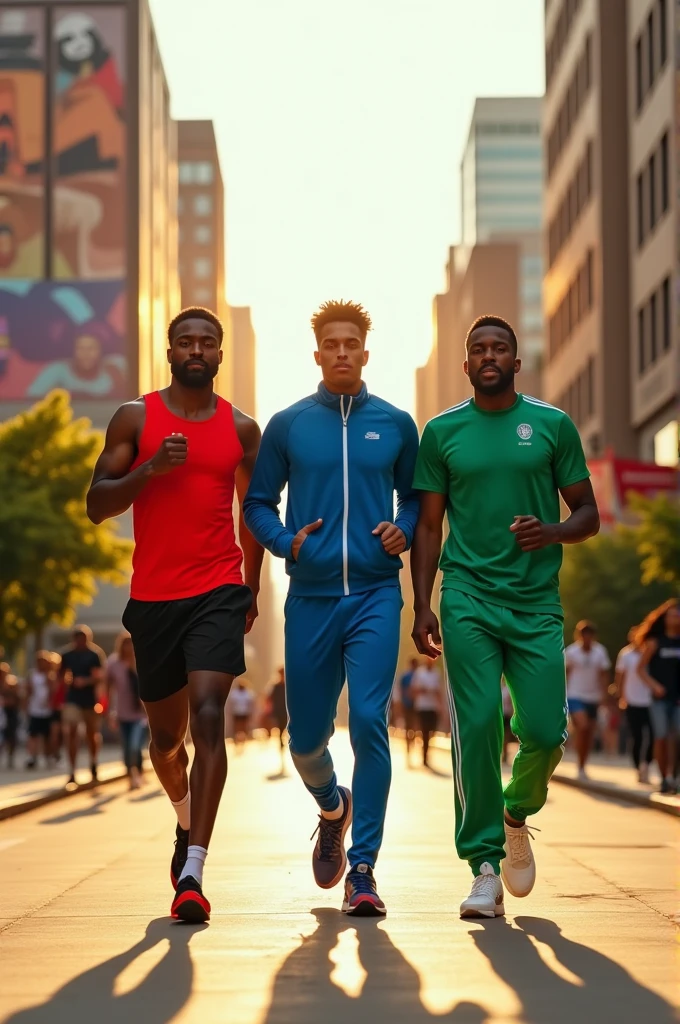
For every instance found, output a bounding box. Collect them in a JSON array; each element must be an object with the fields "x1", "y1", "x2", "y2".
[{"x1": 0, "y1": 5, "x2": 127, "y2": 400}]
